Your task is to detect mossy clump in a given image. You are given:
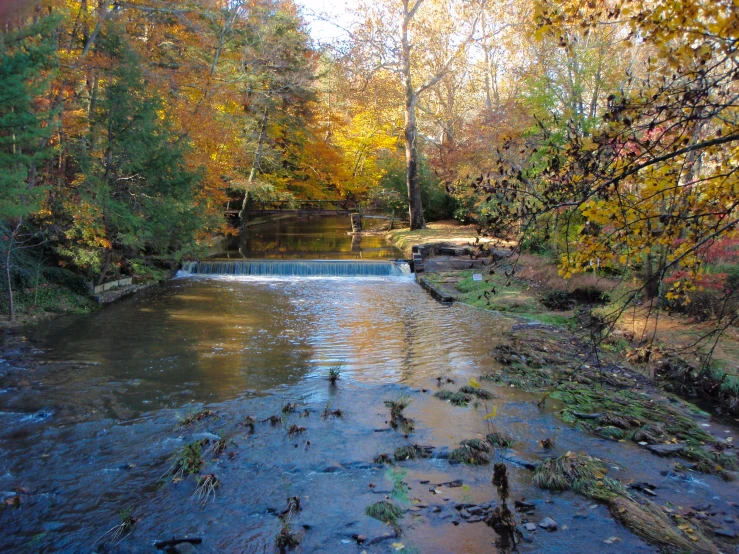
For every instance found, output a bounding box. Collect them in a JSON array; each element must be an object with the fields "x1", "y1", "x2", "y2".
[
  {"x1": 553, "y1": 382, "x2": 738, "y2": 475},
  {"x1": 486, "y1": 430, "x2": 514, "y2": 448},
  {"x1": 373, "y1": 453, "x2": 393, "y2": 465},
  {"x1": 365, "y1": 500, "x2": 403, "y2": 524},
  {"x1": 481, "y1": 365, "x2": 553, "y2": 390},
  {"x1": 458, "y1": 385, "x2": 494, "y2": 399},
  {"x1": 394, "y1": 444, "x2": 432, "y2": 461},
  {"x1": 449, "y1": 446, "x2": 490, "y2": 465},
  {"x1": 534, "y1": 453, "x2": 719, "y2": 553},
  {"x1": 434, "y1": 390, "x2": 471, "y2": 406},
  {"x1": 460, "y1": 438, "x2": 492, "y2": 452}
]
